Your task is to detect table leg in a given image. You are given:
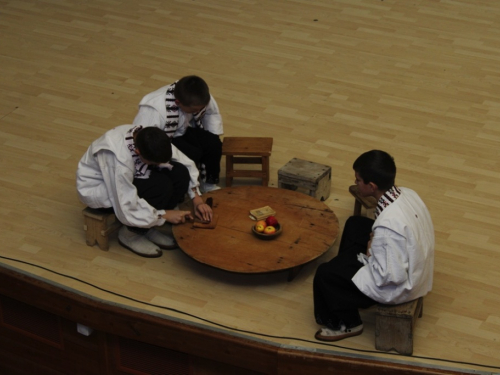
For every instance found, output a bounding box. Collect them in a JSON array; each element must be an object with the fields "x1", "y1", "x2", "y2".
[
  {"x1": 226, "y1": 155, "x2": 234, "y2": 187},
  {"x1": 262, "y1": 155, "x2": 270, "y2": 186}
]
